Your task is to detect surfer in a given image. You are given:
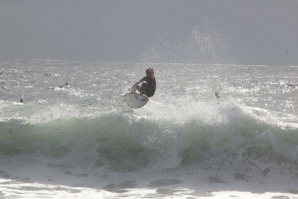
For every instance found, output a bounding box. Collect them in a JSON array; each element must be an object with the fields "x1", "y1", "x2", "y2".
[
  {"x1": 130, "y1": 68, "x2": 156, "y2": 97},
  {"x1": 215, "y1": 92, "x2": 220, "y2": 98}
]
